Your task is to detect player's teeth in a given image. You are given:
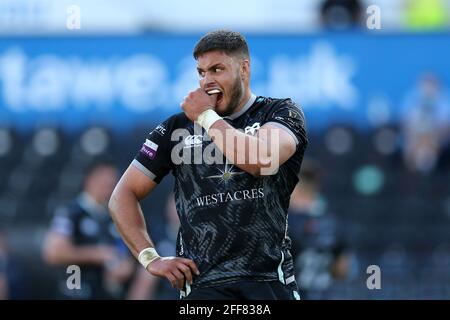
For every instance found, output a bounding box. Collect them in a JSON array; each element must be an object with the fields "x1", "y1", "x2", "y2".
[{"x1": 207, "y1": 89, "x2": 221, "y2": 94}]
